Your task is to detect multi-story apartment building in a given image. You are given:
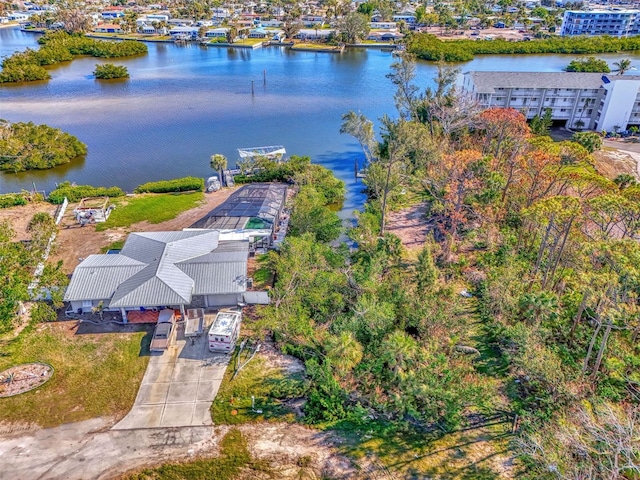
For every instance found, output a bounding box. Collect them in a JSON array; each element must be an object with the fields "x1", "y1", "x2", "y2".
[
  {"x1": 560, "y1": 10, "x2": 640, "y2": 37},
  {"x1": 462, "y1": 71, "x2": 640, "y2": 131}
]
